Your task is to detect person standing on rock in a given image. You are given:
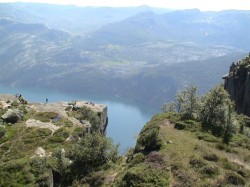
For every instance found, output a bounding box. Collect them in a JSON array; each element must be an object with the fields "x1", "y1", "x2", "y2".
[{"x1": 46, "y1": 98, "x2": 48, "y2": 103}]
